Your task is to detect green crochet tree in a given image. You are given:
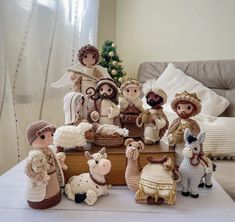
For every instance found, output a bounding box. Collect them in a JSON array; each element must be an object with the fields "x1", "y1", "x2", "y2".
[{"x1": 99, "y1": 40, "x2": 126, "y2": 84}]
